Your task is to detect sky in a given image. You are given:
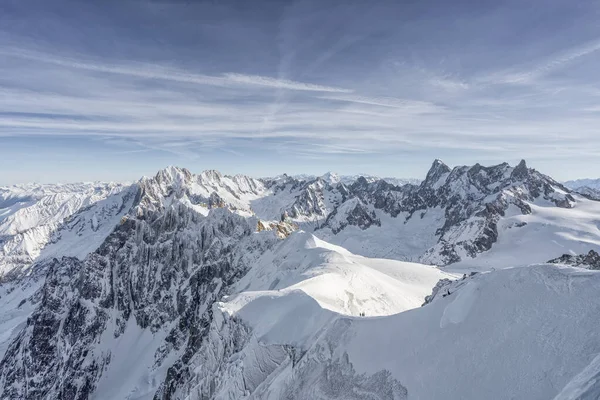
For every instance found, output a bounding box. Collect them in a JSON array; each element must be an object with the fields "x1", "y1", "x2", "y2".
[{"x1": 1, "y1": 0, "x2": 600, "y2": 184}]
